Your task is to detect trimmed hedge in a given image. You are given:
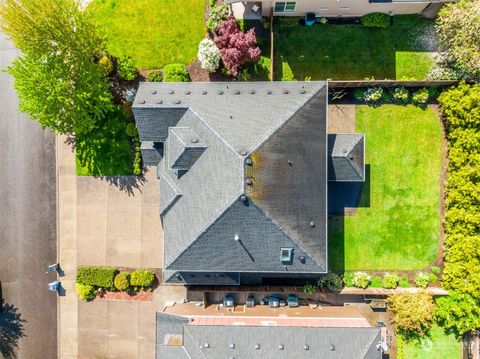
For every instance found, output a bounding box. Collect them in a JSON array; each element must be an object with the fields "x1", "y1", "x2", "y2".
[
  {"x1": 436, "y1": 82, "x2": 480, "y2": 335},
  {"x1": 76, "y1": 267, "x2": 118, "y2": 289},
  {"x1": 130, "y1": 270, "x2": 155, "y2": 289},
  {"x1": 117, "y1": 56, "x2": 137, "y2": 81}
]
